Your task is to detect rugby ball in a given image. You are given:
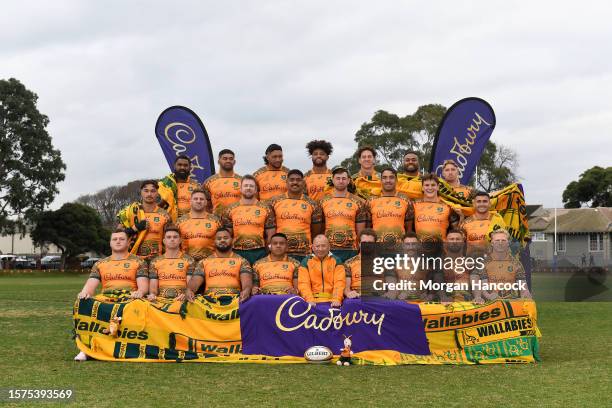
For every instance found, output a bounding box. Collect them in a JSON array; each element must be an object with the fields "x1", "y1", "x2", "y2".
[{"x1": 304, "y1": 345, "x2": 333, "y2": 363}]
